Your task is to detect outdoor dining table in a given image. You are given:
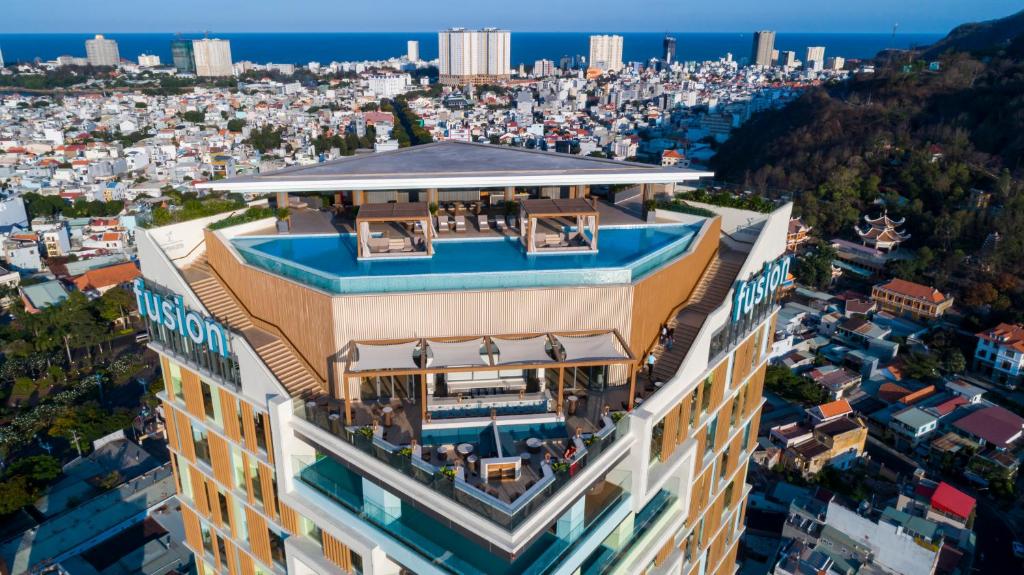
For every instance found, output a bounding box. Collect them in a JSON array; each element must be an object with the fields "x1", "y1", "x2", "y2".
[
  {"x1": 457, "y1": 443, "x2": 474, "y2": 457},
  {"x1": 438, "y1": 444, "x2": 454, "y2": 461},
  {"x1": 382, "y1": 406, "x2": 394, "y2": 427},
  {"x1": 567, "y1": 395, "x2": 580, "y2": 415},
  {"x1": 526, "y1": 437, "x2": 543, "y2": 453}
]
